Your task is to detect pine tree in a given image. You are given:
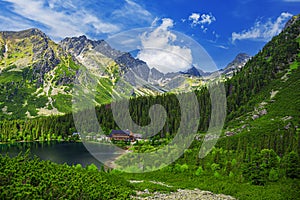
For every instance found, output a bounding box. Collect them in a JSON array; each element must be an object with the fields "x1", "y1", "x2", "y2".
[{"x1": 285, "y1": 151, "x2": 300, "y2": 179}]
